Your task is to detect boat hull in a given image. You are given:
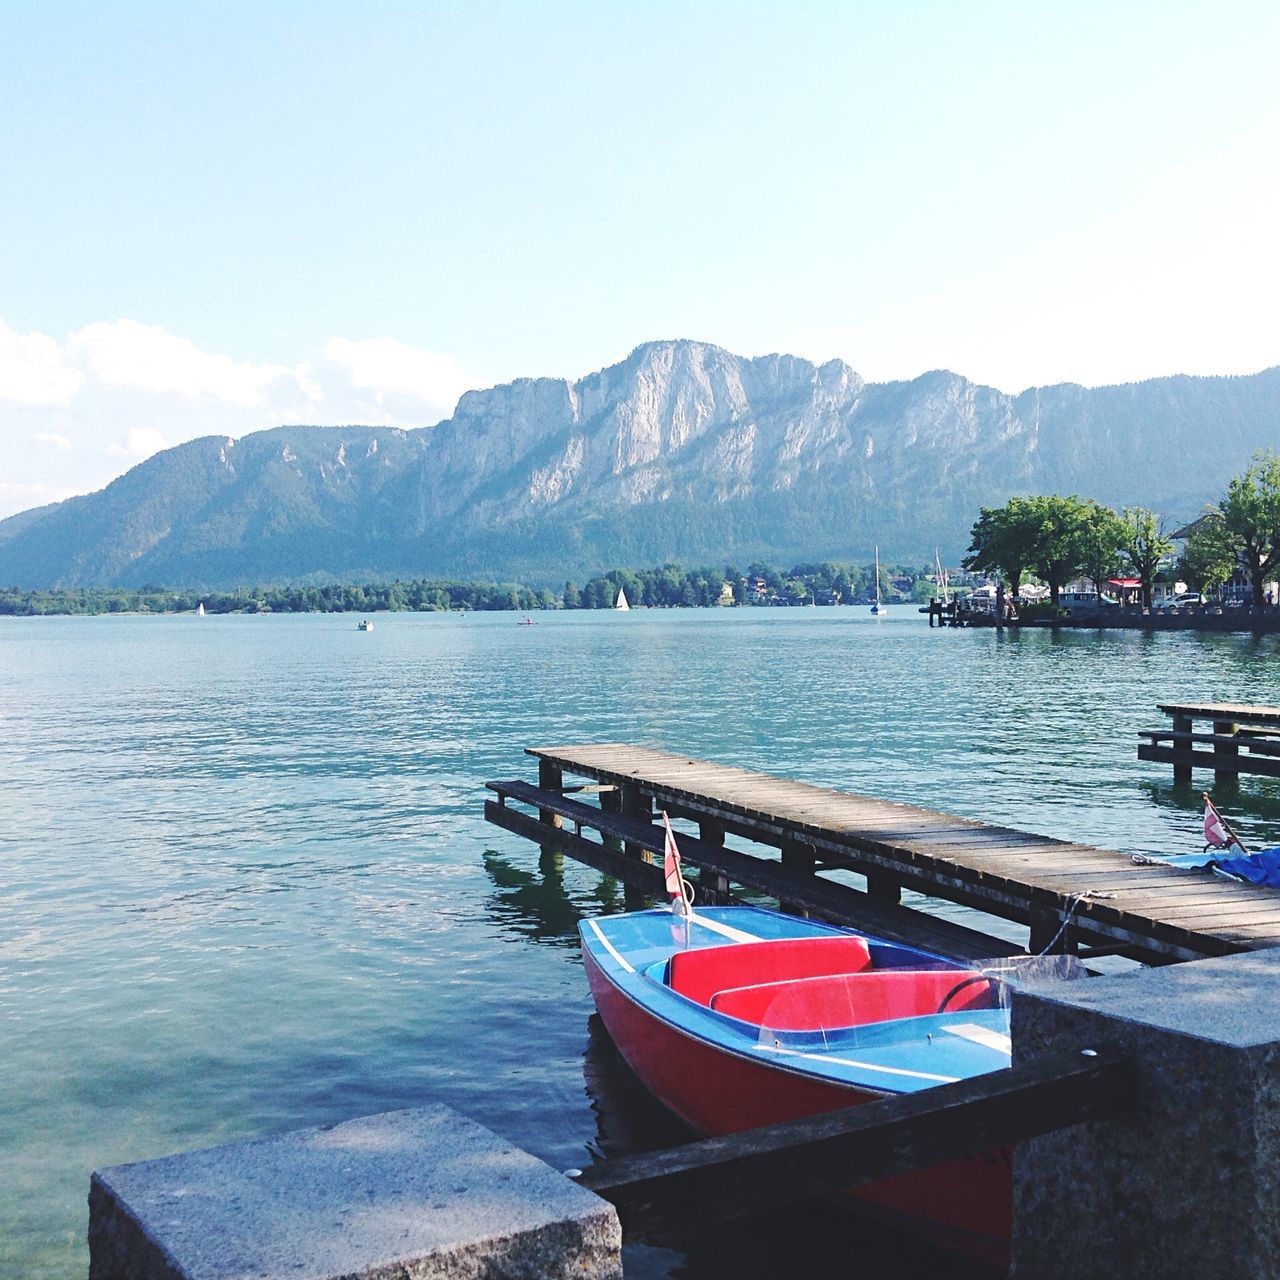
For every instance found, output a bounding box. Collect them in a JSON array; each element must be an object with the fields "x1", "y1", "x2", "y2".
[{"x1": 584, "y1": 946, "x2": 1011, "y2": 1269}]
